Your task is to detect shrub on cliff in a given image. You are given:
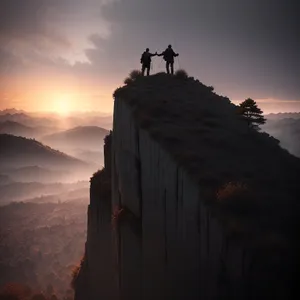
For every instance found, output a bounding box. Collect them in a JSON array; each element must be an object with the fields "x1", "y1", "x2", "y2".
[
  {"x1": 71, "y1": 265, "x2": 81, "y2": 290},
  {"x1": 217, "y1": 182, "x2": 248, "y2": 202},
  {"x1": 174, "y1": 69, "x2": 188, "y2": 79},
  {"x1": 90, "y1": 168, "x2": 104, "y2": 183},
  {"x1": 129, "y1": 70, "x2": 142, "y2": 80},
  {"x1": 124, "y1": 70, "x2": 142, "y2": 85},
  {"x1": 216, "y1": 182, "x2": 256, "y2": 215},
  {"x1": 124, "y1": 77, "x2": 133, "y2": 85},
  {"x1": 70, "y1": 256, "x2": 85, "y2": 290}
]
